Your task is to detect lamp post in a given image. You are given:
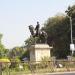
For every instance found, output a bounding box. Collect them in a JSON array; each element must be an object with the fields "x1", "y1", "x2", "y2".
[
  {"x1": 68, "y1": 15, "x2": 75, "y2": 56},
  {"x1": 69, "y1": 16, "x2": 75, "y2": 56},
  {"x1": 69, "y1": 16, "x2": 73, "y2": 44},
  {"x1": 65, "y1": 6, "x2": 75, "y2": 56}
]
